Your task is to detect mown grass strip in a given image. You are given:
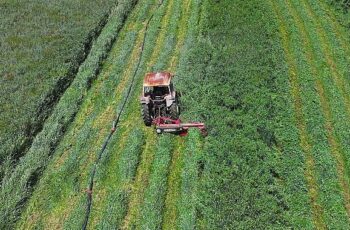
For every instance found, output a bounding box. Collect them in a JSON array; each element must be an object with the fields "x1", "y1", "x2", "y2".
[
  {"x1": 280, "y1": 0, "x2": 348, "y2": 227},
  {"x1": 318, "y1": 0, "x2": 350, "y2": 59},
  {"x1": 121, "y1": 129, "x2": 157, "y2": 229},
  {"x1": 292, "y1": 0, "x2": 350, "y2": 219},
  {"x1": 308, "y1": 0, "x2": 350, "y2": 216},
  {"x1": 81, "y1": 15, "x2": 157, "y2": 224},
  {"x1": 94, "y1": 129, "x2": 145, "y2": 229},
  {"x1": 68, "y1": 0, "x2": 167, "y2": 228},
  {"x1": 138, "y1": 136, "x2": 175, "y2": 229},
  {"x1": 135, "y1": 0, "x2": 195, "y2": 228},
  {"x1": 121, "y1": 1, "x2": 177, "y2": 228},
  {"x1": 269, "y1": 1, "x2": 326, "y2": 228},
  {"x1": 85, "y1": 1, "x2": 160, "y2": 228},
  {"x1": 145, "y1": 0, "x2": 174, "y2": 70},
  {"x1": 314, "y1": 0, "x2": 350, "y2": 181},
  {"x1": 161, "y1": 0, "x2": 192, "y2": 228},
  {"x1": 170, "y1": 0, "x2": 206, "y2": 227},
  {"x1": 178, "y1": 132, "x2": 201, "y2": 229},
  {"x1": 162, "y1": 138, "x2": 184, "y2": 229},
  {"x1": 168, "y1": 0, "x2": 192, "y2": 71}
]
